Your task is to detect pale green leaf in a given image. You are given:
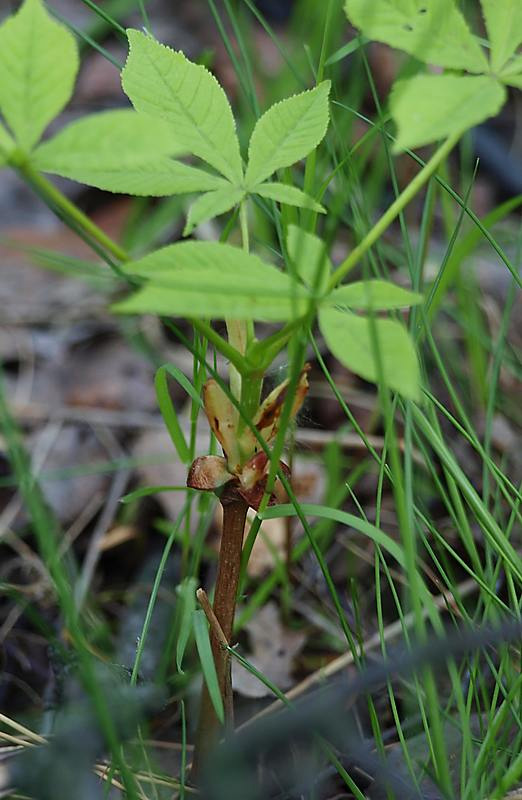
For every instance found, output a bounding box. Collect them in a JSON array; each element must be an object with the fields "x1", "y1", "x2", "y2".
[
  {"x1": 0, "y1": 0, "x2": 79, "y2": 151},
  {"x1": 183, "y1": 186, "x2": 245, "y2": 236},
  {"x1": 319, "y1": 307, "x2": 420, "y2": 400},
  {"x1": 325, "y1": 280, "x2": 423, "y2": 310},
  {"x1": 502, "y1": 72, "x2": 522, "y2": 89},
  {"x1": 193, "y1": 609, "x2": 224, "y2": 723},
  {"x1": 254, "y1": 182, "x2": 325, "y2": 213},
  {"x1": 122, "y1": 30, "x2": 243, "y2": 183},
  {"x1": 481, "y1": 0, "x2": 522, "y2": 72},
  {"x1": 114, "y1": 241, "x2": 310, "y2": 321},
  {"x1": 245, "y1": 81, "x2": 331, "y2": 187},
  {"x1": 32, "y1": 110, "x2": 226, "y2": 196},
  {"x1": 344, "y1": 0, "x2": 487, "y2": 73},
  {"x1": 286, "y1": 225, "x2": 332, "y2": 292},
  {"x1": 35, "y1": 158, "x2": 225, "y2": 197},
  {"x1": 500, "y1": 54, "x2": 522, "y2": 78},
  {"x1": 33, "y1": 110, "x2": 183, "y2": 164},
  {"x1": 390, "y1": 74, "x2": 506, "y2": 152}
]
